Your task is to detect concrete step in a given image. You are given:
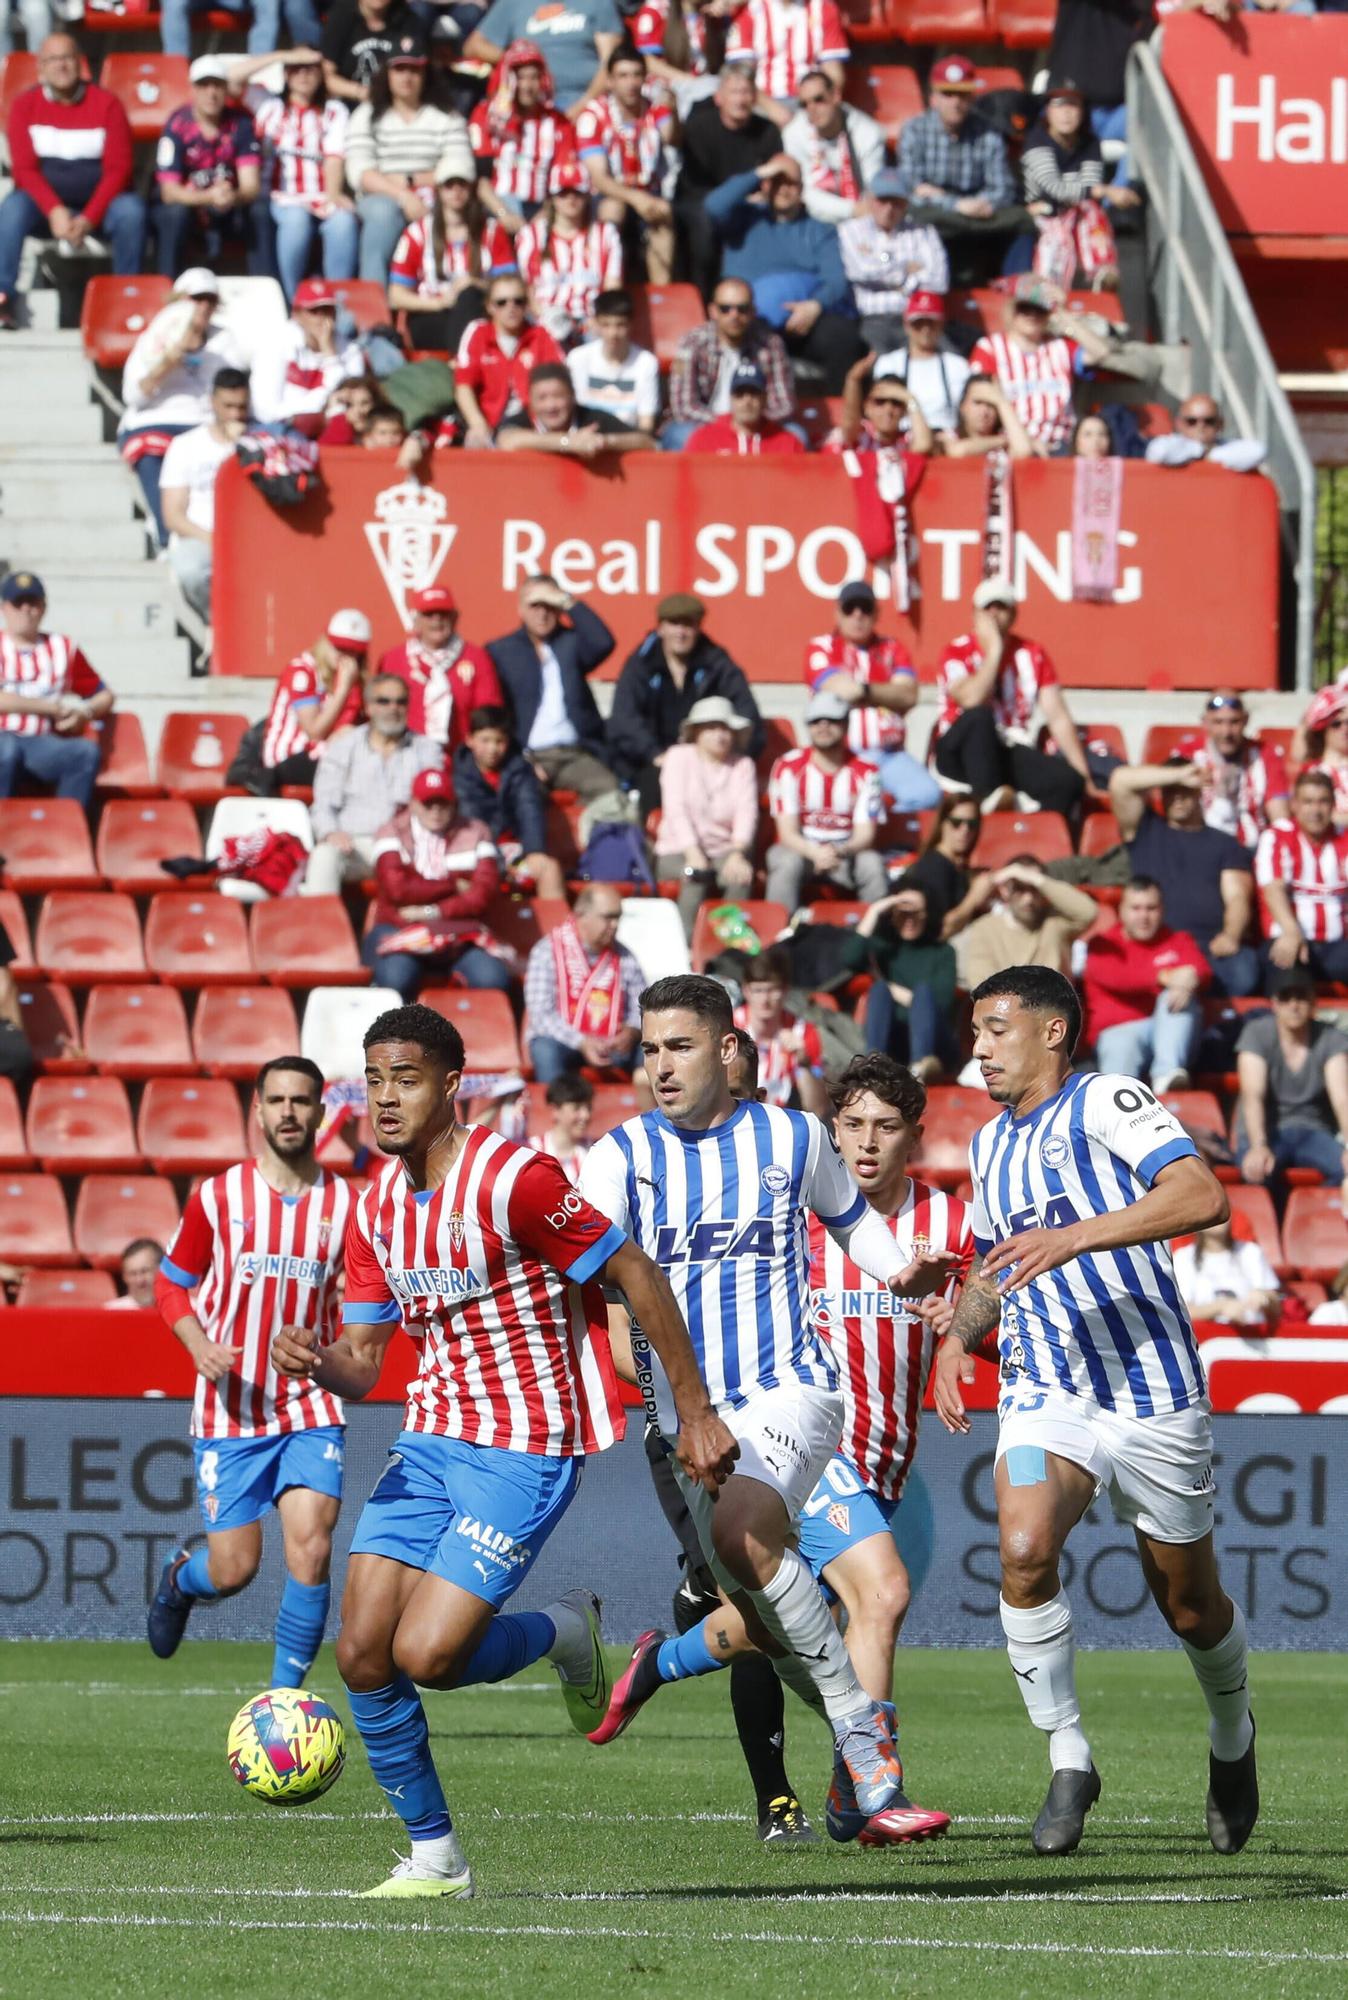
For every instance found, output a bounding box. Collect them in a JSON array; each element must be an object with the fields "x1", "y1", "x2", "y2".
[
  {"x1": 8, "y1": 290, "x2": 60, "y2": 333},
  {"x1": 0, "y1": 362, "x2": 94, "y2": 409},
  {"x1": 40, "y1": 582, "x2": 182, "y2": 640},
  {"x1": 0, "y1": 397, "x2": 104, "y2": 445},
  {"x1": 8, "y1": 516, "x2": 150, "y2": 564},
  {"x1": 86, "y1": 641, "x2": 198, "y2": 691},
  {"x1": 0, "y1": 470, "x2": 141, "y2": 523}
]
